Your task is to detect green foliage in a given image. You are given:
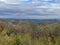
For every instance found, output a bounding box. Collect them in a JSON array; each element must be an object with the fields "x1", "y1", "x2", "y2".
[{"x1": 0, "y1": 21, "x2": 60, "y2": 45}]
